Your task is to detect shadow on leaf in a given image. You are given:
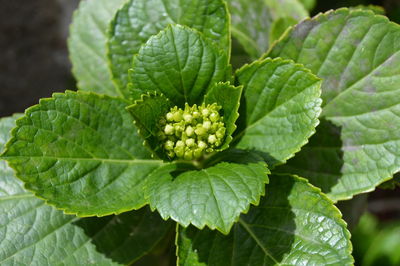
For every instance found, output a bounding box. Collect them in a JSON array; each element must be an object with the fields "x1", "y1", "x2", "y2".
[
  {"x1": 177, "y1": 175, "x2": 296, "y2": 265},
  {"x1": 275, "y1": 118, "x2": 344, "y2": 195},
  {"x1": 75, "y1": 207, "x2": 173, "y2": 265}
]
